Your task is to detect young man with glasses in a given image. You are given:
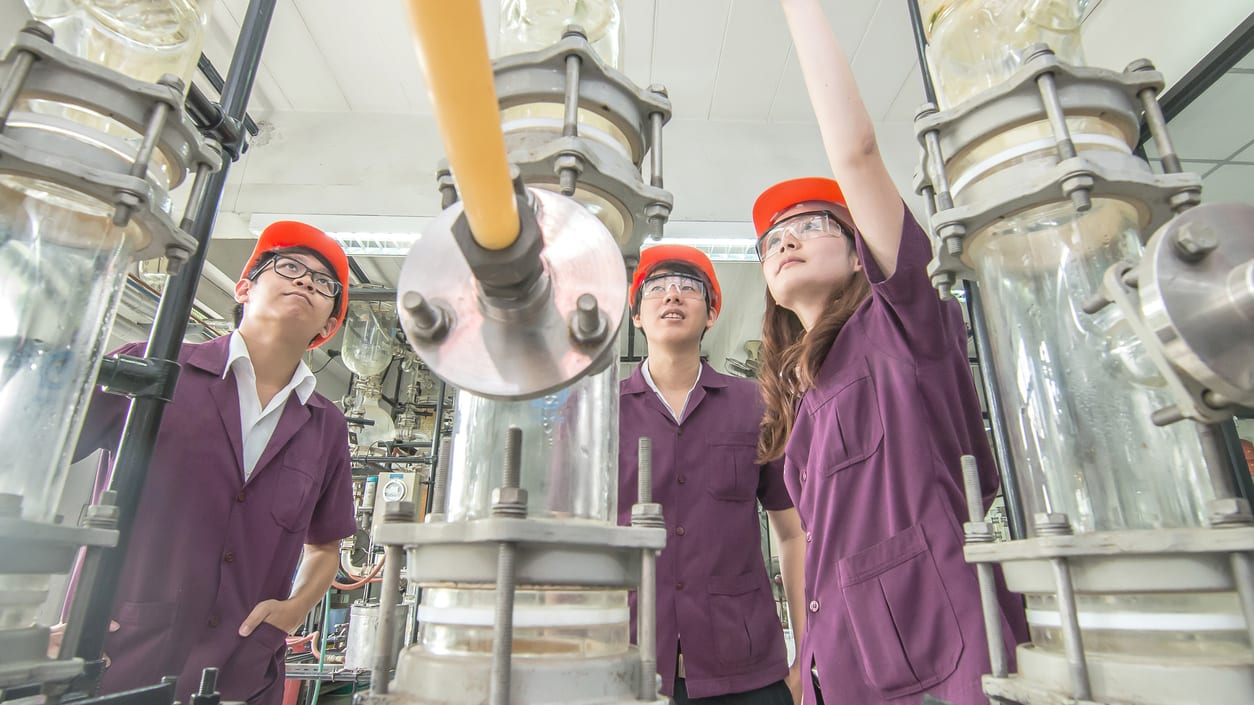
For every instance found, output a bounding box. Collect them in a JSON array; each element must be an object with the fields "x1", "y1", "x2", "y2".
[
  {"x1": 69, "y1": 221, "x2": 357, "y2": 705},
  {"x1": 619, "y1": 245, "x2": 808, "y2": 705}
]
